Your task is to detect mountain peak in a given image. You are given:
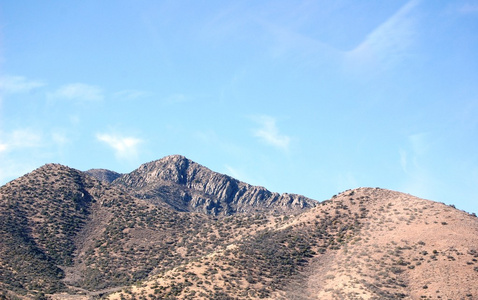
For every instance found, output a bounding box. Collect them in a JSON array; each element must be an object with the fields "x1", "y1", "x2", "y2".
[
  {"x1": 7, "y1": 163, "x2": 83, "y2": 186},
  {"x1": 160, "y1": 154, "x2": 188, "y2": 161},
  {"x1": 113, "y1": 155, "x2": 317, "y2": 215}
]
